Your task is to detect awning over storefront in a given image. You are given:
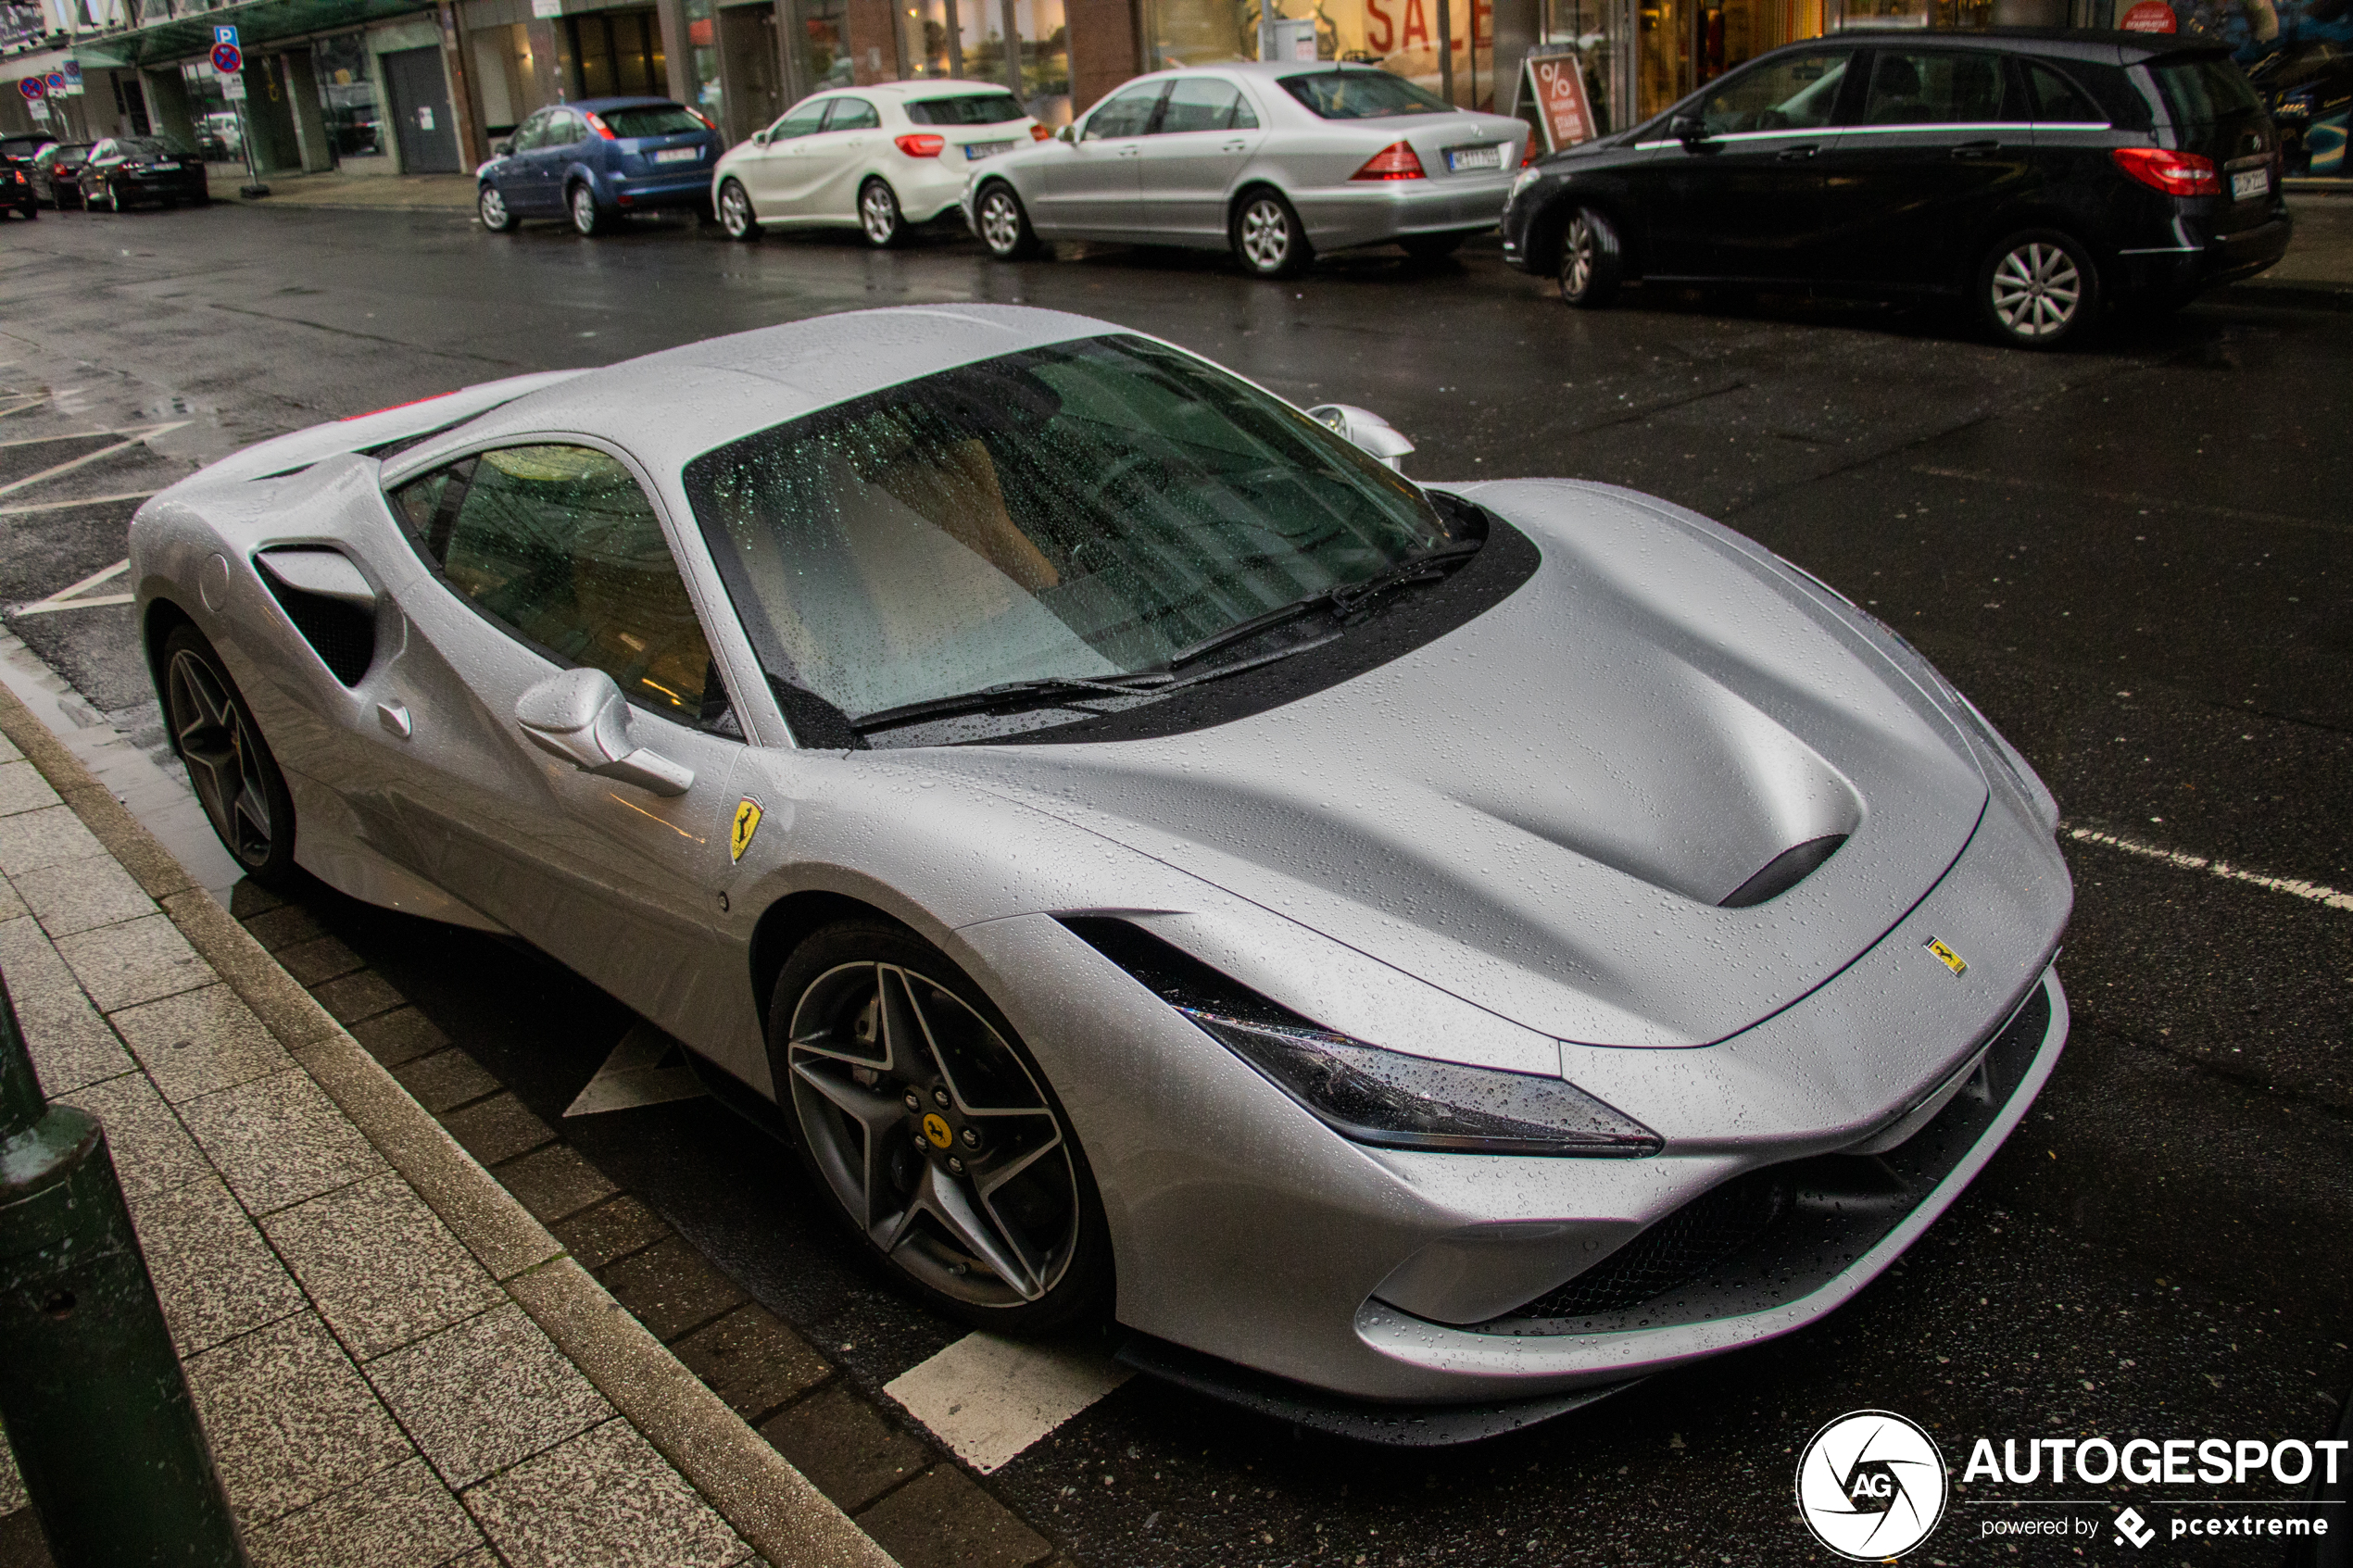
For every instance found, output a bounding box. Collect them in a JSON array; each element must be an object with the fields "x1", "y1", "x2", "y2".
[{"x1": 72, "y1": 0, "x2": 434, "y2": 68}]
